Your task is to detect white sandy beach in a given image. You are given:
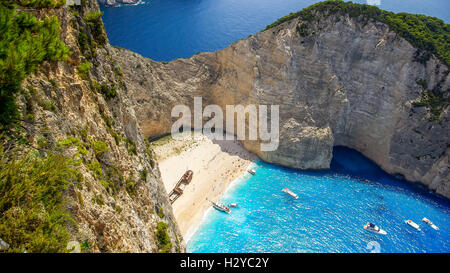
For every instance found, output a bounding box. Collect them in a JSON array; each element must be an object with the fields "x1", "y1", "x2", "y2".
[{"x1": 150, "y1": 132, "x2": 256, "y2": 242}]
